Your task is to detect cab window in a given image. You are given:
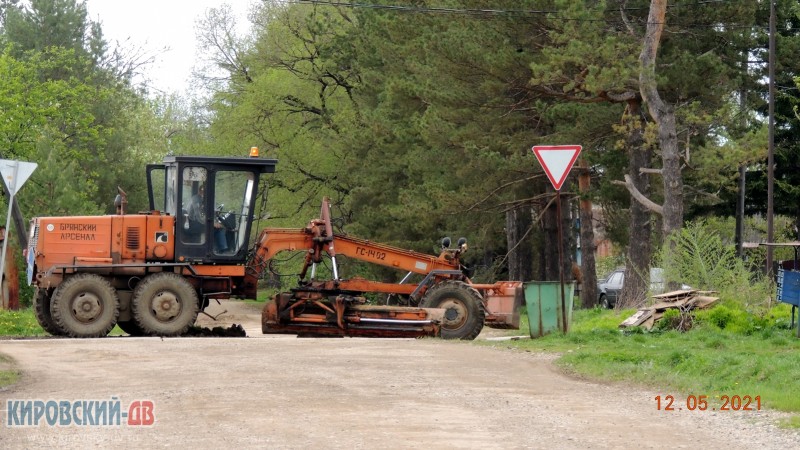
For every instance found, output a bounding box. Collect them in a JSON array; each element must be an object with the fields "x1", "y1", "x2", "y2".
[
  {"x1": 181, "y1": 167, "x2": 208, "y2": 245},
  {"x1": 212, "y1": 170, "x2": 256, "y2": 255}
]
